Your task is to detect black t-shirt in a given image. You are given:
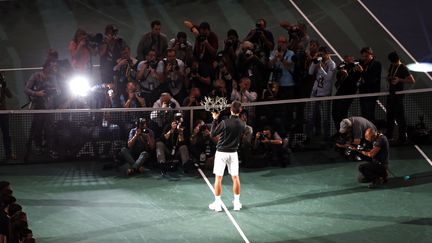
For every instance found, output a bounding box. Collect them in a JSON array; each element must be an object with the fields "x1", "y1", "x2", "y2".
[
  {"x1": 359, "y1": 59, "x2": 382, "y2": 93},
  {"x1": 211, "y1": 115, "x2": 246, "y2": 152},
  {"x1": 388, "y1": 63, "x2": 410, "y2": 92},
  {"x1": 373, "y1": 134, "x2": 389, "y2": 165}
]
